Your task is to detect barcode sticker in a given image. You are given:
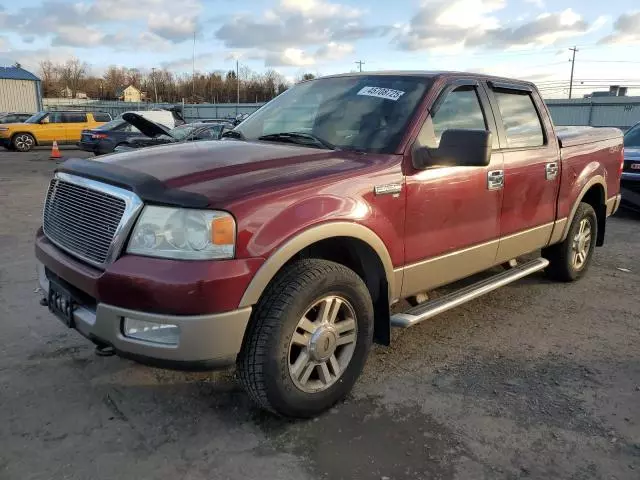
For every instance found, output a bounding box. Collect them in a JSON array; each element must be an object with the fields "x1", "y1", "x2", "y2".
[{"x1": 357, "y1": 86, "x2": 405, "y2": 101}]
